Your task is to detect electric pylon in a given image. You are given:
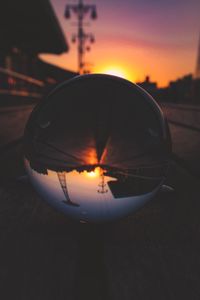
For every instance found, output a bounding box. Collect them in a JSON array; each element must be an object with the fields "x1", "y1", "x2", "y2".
[
  {"x1": 64, "y1": 0, "x2": 97, "y2": 74},
  {"x1": 57, "y1": 172, "x2": 79, "y2": 206}
]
